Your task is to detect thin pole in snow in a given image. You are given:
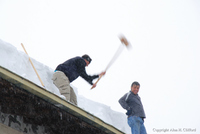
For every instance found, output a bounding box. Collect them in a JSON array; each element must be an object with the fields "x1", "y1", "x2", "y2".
[{"x1": 21, "y1": 43, "x2": 45, "y2": 88}]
